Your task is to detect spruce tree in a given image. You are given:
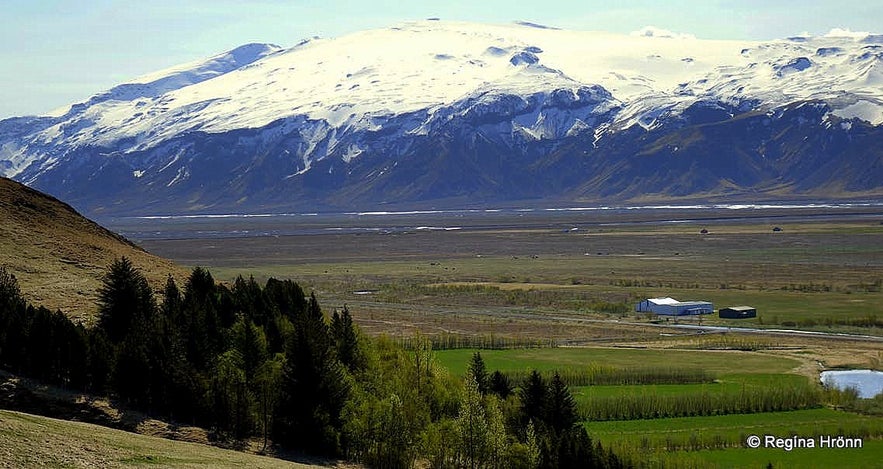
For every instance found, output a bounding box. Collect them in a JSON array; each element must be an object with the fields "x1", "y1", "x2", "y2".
[
  {"x1": 489, "y1": 370, "x2": 513, "y2": 399},
  {"x1": 546, "y1": 372, "x2": 579, "y2": 434},
  {"x1": 0, "y1": 267, "x2": 26, "y2": 315},
  {"x1": 183, "y1": 267, "x2": 222, "y2": 370},
  {"x1": 468, "y1": 351, "x2": 489, "y2": 395},
  {"x1": 520, "y1": 370, "x2": 548, "y2": 430},
  {"x1": 97, "y1": 257, "x2": 155, "y2": 344},
  {"x1": 331, "y1": 306, "x2": 361, "y2": 373},
  {"x1": 275, "y1": 292, "x2": 350, "y2": 455}
]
